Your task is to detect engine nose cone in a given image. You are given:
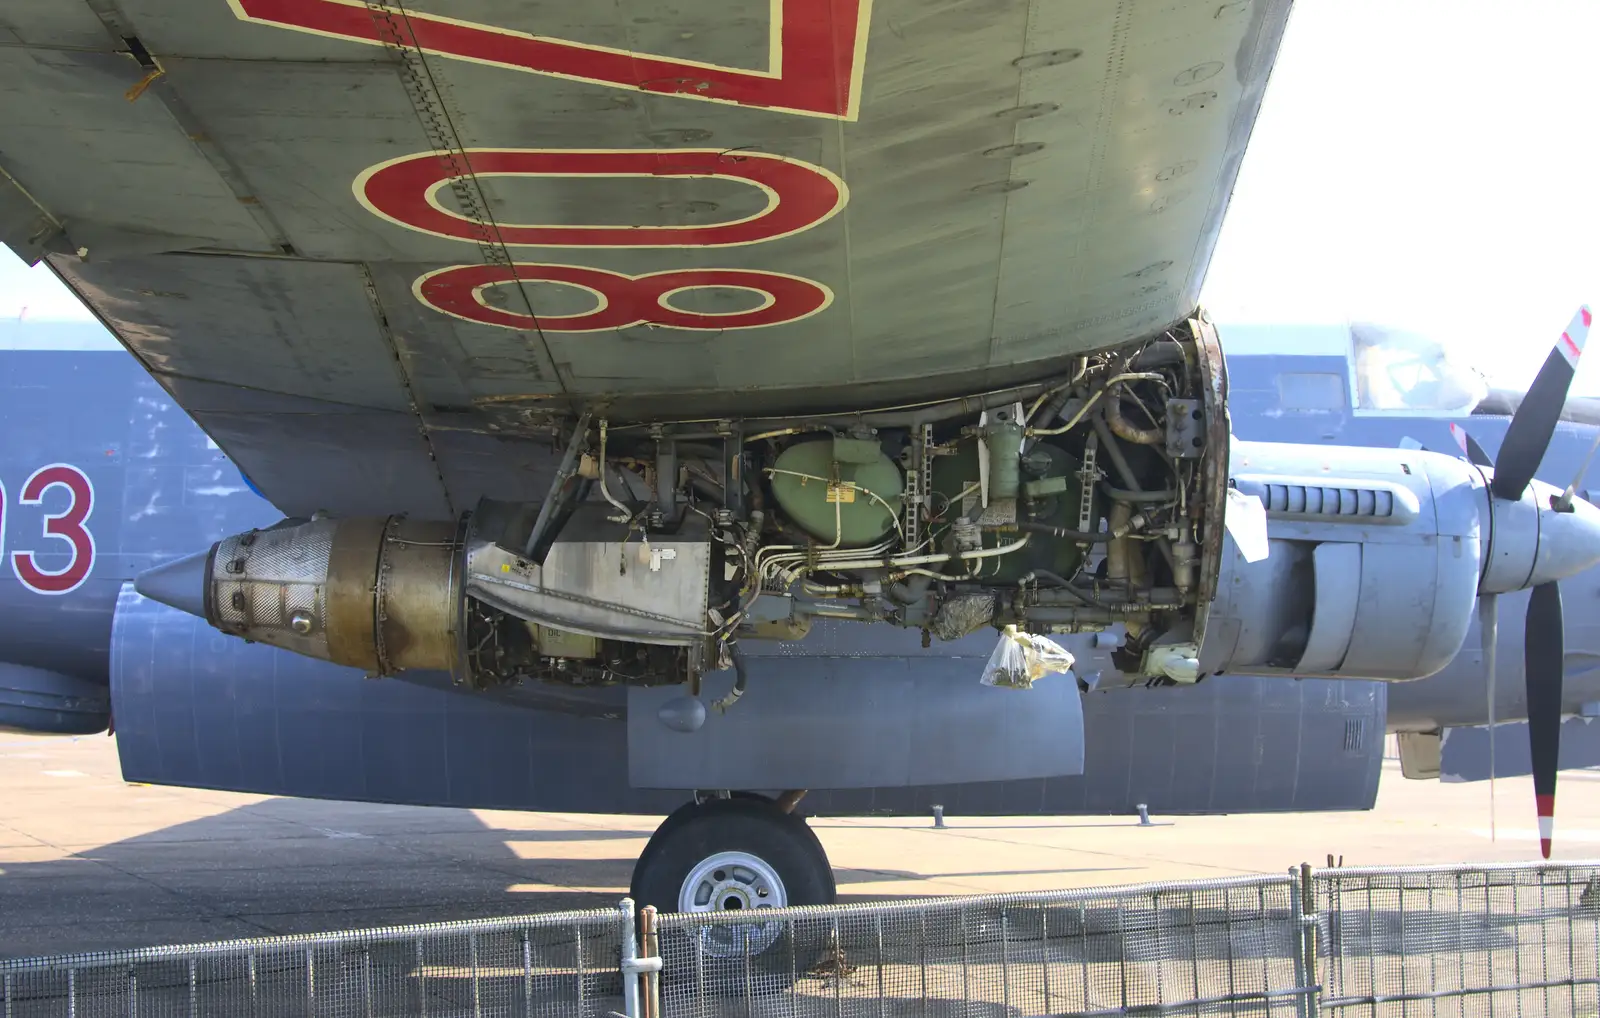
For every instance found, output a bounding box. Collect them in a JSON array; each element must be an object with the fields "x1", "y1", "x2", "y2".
[
  {"x1": 133, "y1": 548, "x2": 211, "y2": 620},
  {"x1": 1530, "y1": 481, "x2": 1600, "y2": 587}
]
